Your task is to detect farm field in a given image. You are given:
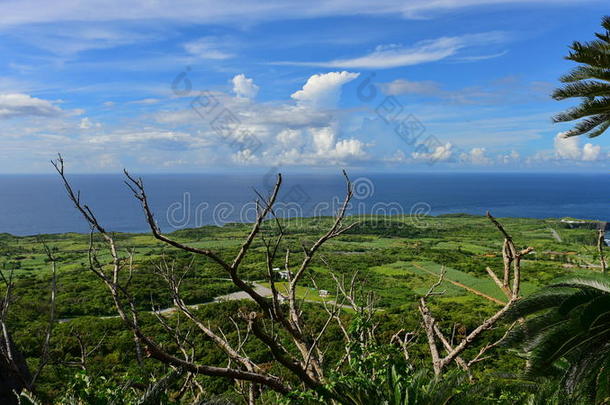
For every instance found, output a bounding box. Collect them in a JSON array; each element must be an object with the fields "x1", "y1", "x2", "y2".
[{"x1": 0, "y1": 214, "x2": 605, "y2": 401}]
